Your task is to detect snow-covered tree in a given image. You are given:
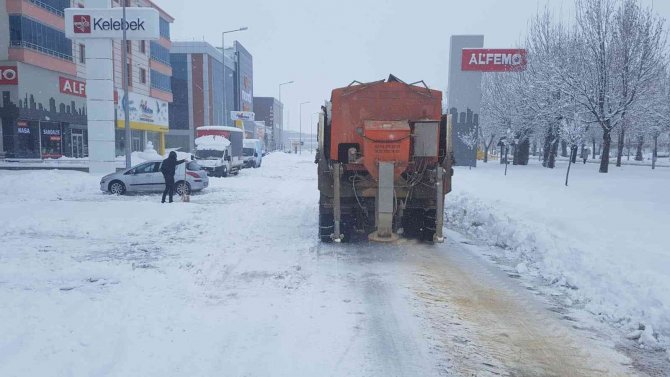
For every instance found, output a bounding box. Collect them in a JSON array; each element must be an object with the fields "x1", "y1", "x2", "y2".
[
  {"x1": 458, "y1": 127, "x2": 479, "y2": 169},
  {"x1": 560, "y1": 114, "x2": 590, "y2": 185}
]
